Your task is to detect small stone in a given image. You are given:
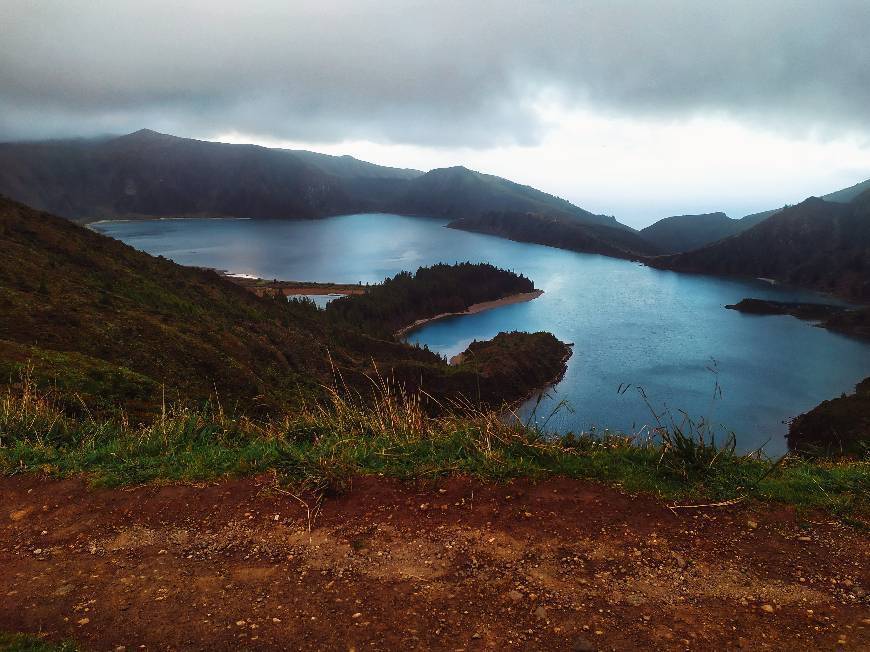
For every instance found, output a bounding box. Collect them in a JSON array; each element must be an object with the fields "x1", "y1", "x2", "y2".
[
  {"x1": 9, "y1": 509, "x2": 30, "y2": 521},
  {"x1": 419, "y1": 503, "x2": 430, "y2": 511},
  {"x1": 272, "y1": 617, "x2": 281, "y2": 623},
  {"x1": 77, "y1": 618, "x2": 90, "y2": 625},
  {"x1": 507, "y1": 590, "x2": 523, "y2": 602},
  {"x1": 571, "y1": 636, "x2": 596, "y2": 652},
  {"x1": 761, "y1": 604, "x2": 775, "y2": 613},
  {"x1": 352, "y1": 612, "x2": 362, "y2": 619},
  {"x1": 236, "y1": 620, "x2": 246, "y2": 626},
  {"x1": 747, "y1": 520, "x2": 758, "y2": 529},
  {"x1": 534, "y1": 606, "x2": 548, "y2": 620},
  {"x1": 798, "y1": 536, "x2": 811, "y2": 542}
]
